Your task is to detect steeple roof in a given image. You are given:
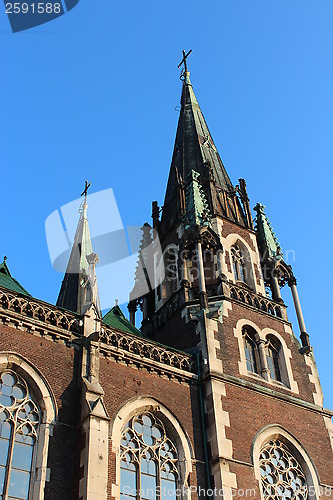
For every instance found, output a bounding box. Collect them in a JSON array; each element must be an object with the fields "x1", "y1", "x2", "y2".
[
  {"x1": 0, "y1": 257, "x2": 31, "y2": 296},
  {"x1": 254, "y1": 203, "x2": 282, "y2": 261},
  {"x1": 56, "y1": 199, "x2": 101, "y2": 317},
  {"x1": 161, "y1": 69, "x2": 247, "y2": 231}
]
